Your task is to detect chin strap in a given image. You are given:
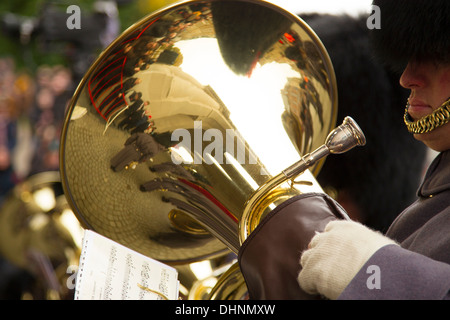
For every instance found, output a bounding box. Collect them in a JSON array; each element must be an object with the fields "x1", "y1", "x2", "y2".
[{"x1": 404, "y1": 97, "x2": 450, "y2": 134}]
